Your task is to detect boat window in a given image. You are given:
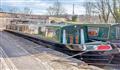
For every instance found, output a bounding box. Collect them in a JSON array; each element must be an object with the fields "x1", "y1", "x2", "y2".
[
  {"x1": 98, "y1": 27, "x2": 109, "y2": 39},
  {"x1": 116, "y1": 27, "x2": 120, "y2": 39},
  {"x1": 110, "y1": 27, "x2": 116, "y2": 39},
  {"x1": 88, "y1": 27, "x2": 99, "y2": 37}
]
